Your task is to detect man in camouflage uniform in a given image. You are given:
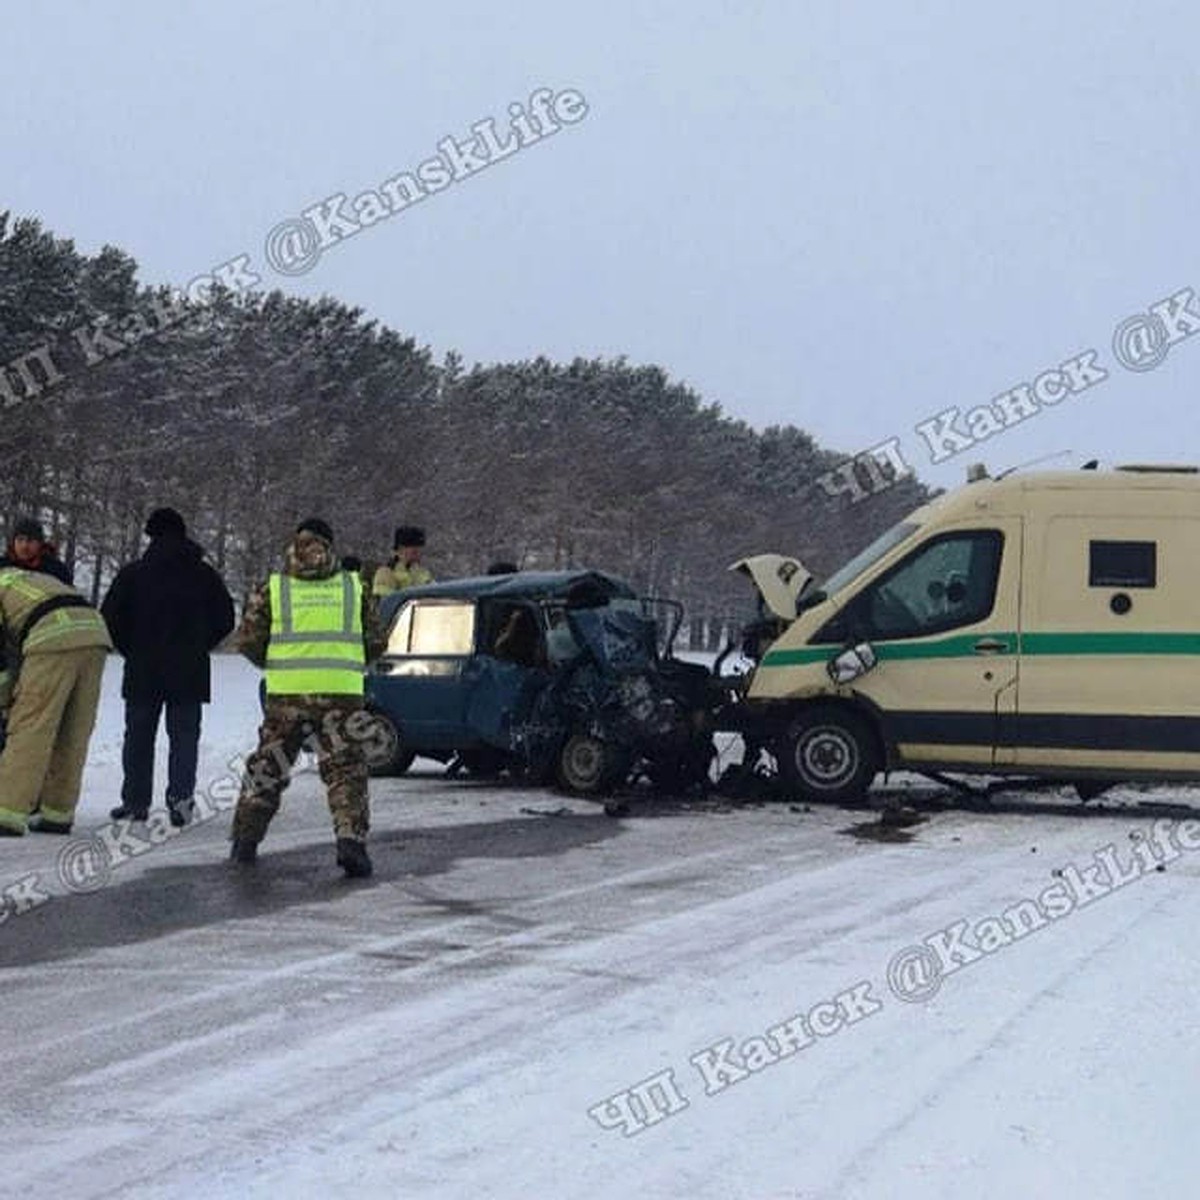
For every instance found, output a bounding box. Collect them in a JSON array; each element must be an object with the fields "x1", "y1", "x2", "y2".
[
  {"x1": 230, "y1": 518, "x2": 385, "y2": 877},
  {"x1": 0, "y1": 567, "x2": 112, "y2": 836}
]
